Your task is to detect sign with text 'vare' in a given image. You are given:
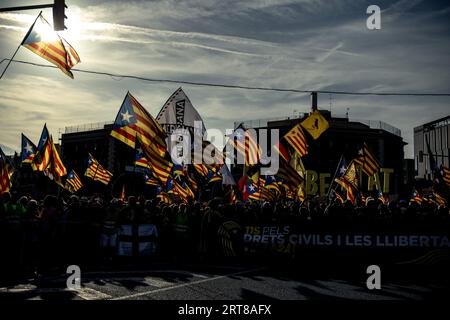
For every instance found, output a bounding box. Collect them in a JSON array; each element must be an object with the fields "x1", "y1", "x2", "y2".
[{"x1": 243, "y1": 226, "x2": 450, "y2": 250}]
